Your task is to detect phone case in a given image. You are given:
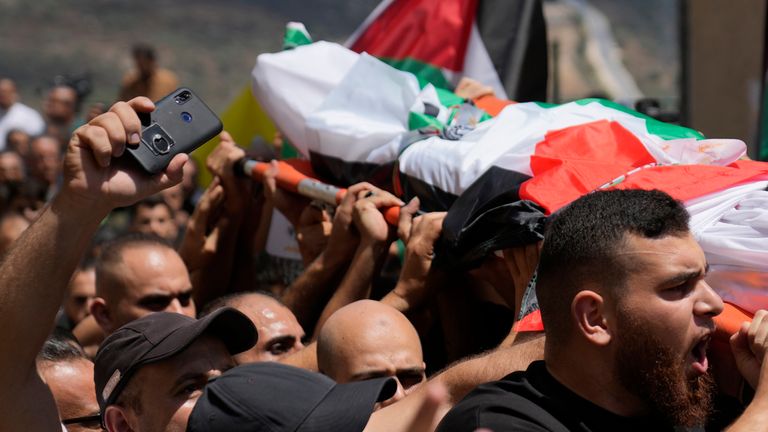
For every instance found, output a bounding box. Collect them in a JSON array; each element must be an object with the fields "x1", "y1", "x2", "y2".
[{"x1": 127, "y1": 87, "x2": 223, "y2": 174}]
